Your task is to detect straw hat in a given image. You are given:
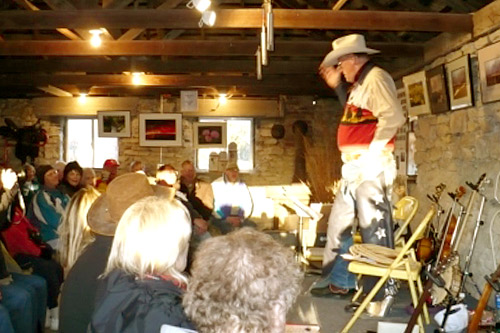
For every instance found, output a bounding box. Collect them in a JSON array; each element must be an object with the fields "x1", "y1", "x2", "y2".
[
  {"x1": 321, "y1": 34, "x2": 379, "y2": 68},
  {"x1": 87, "y1": 172, "x2": 174, "y2": 236}
]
